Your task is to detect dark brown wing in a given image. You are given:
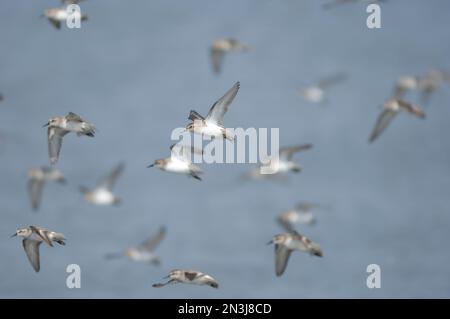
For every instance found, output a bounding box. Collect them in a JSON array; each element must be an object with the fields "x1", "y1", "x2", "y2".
[{"x1": 184, "y1": 271, "x2": 198, "y2": 281}]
